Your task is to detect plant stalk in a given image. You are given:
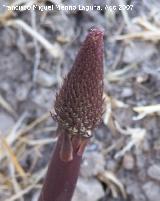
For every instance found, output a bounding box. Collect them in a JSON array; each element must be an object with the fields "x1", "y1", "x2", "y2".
[{"x1": 38, "y1": 129, "x2": 82, "y2": 201}]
